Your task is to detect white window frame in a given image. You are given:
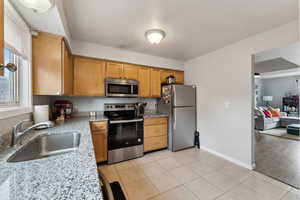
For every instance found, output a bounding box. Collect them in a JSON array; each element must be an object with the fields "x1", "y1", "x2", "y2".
[{"x1": 0, "y1": 0, "x2": 32, "y2": 119}]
